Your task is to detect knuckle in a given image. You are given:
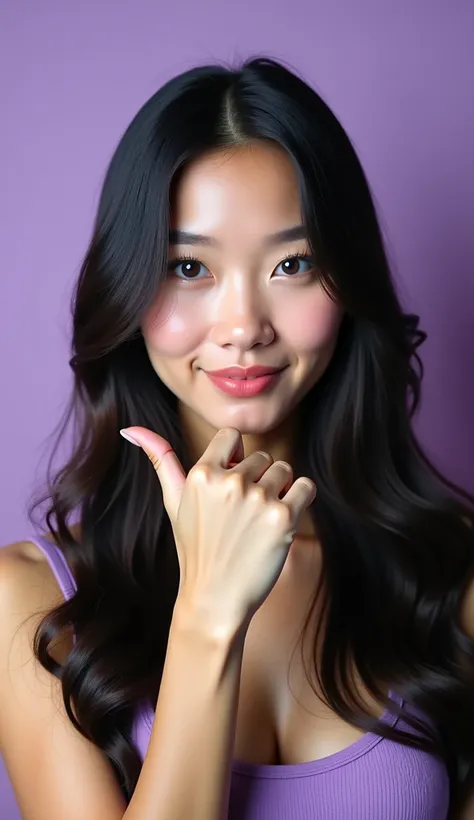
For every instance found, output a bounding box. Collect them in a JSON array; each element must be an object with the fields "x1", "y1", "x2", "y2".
[
  {"x1": 247, "y1": 484, "x2": 267, "y2": 504},
  {"x1": 189, "y1": 464, "x2": 212, "y2": 483},
  {"x1": 149, "y1": 453, "x2": 161, "y2": 471},
  {"x1": 266, "y1": 500, "x2": 291, "y2": 527},
  {"x1": 222, "y1": 472, "x2": 245, "y2": 491}
]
